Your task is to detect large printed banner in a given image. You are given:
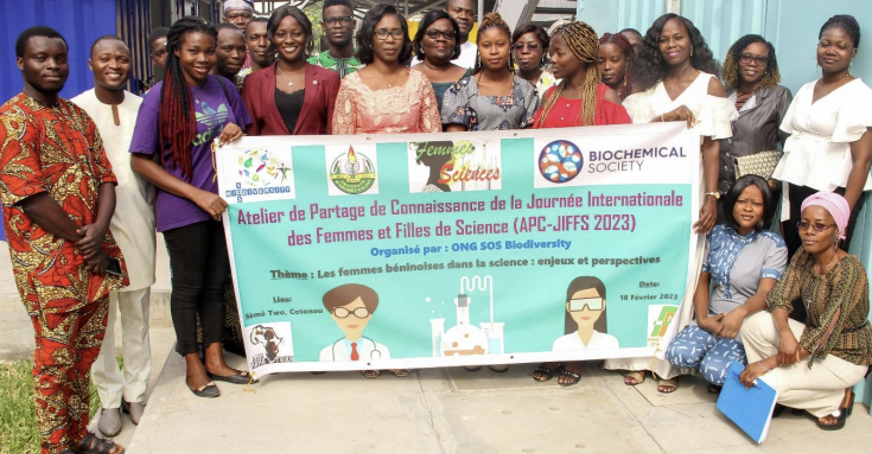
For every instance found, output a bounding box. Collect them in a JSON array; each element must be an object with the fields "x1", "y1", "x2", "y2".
[{"x1": 216, "y1": 123, "x2": 700, "y2": 376}]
